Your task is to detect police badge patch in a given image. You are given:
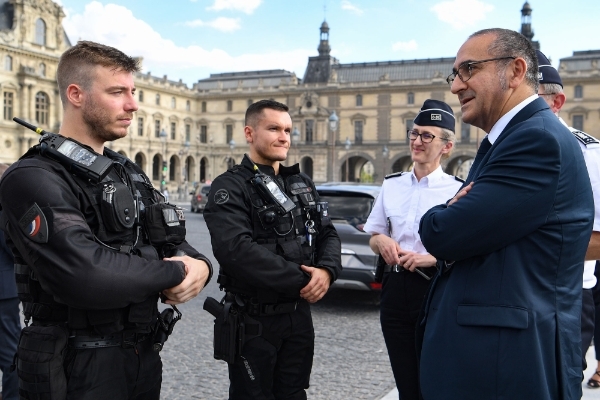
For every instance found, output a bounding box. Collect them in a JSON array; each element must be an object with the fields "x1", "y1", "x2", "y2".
[
  {"x1": 19, "y1": 203, "x2": 49, "y2": 244},
  {"x1": 214, "y1": 189, "x2": 229, "y2": 204}
]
